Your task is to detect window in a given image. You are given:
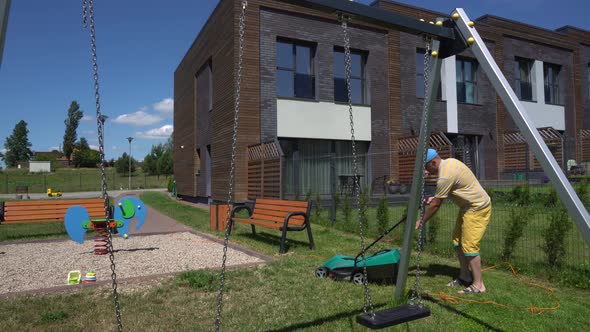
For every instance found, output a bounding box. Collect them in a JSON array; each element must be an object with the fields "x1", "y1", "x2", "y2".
[
  {"x1": 416, "y1": 50, "x2": 425, "y2": 98},
  {"x1": 276, "y1": 39, "x2": 315, "y2": 99},
  {"x1": 416, "y1": 49, "x2": 442, "y2": 99},
  {"x1": 334, "y1": 48, "x2": 367, "y2": 104},
  {"x1": 544, "y1": 63, "x2": 561, "y2": 104},
  {"x1": 515, "y1": 57, "x2": 534, "y2": 101},
  {"x1": 456, "y1": 58, "x2": 478, "y2": 104}
]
